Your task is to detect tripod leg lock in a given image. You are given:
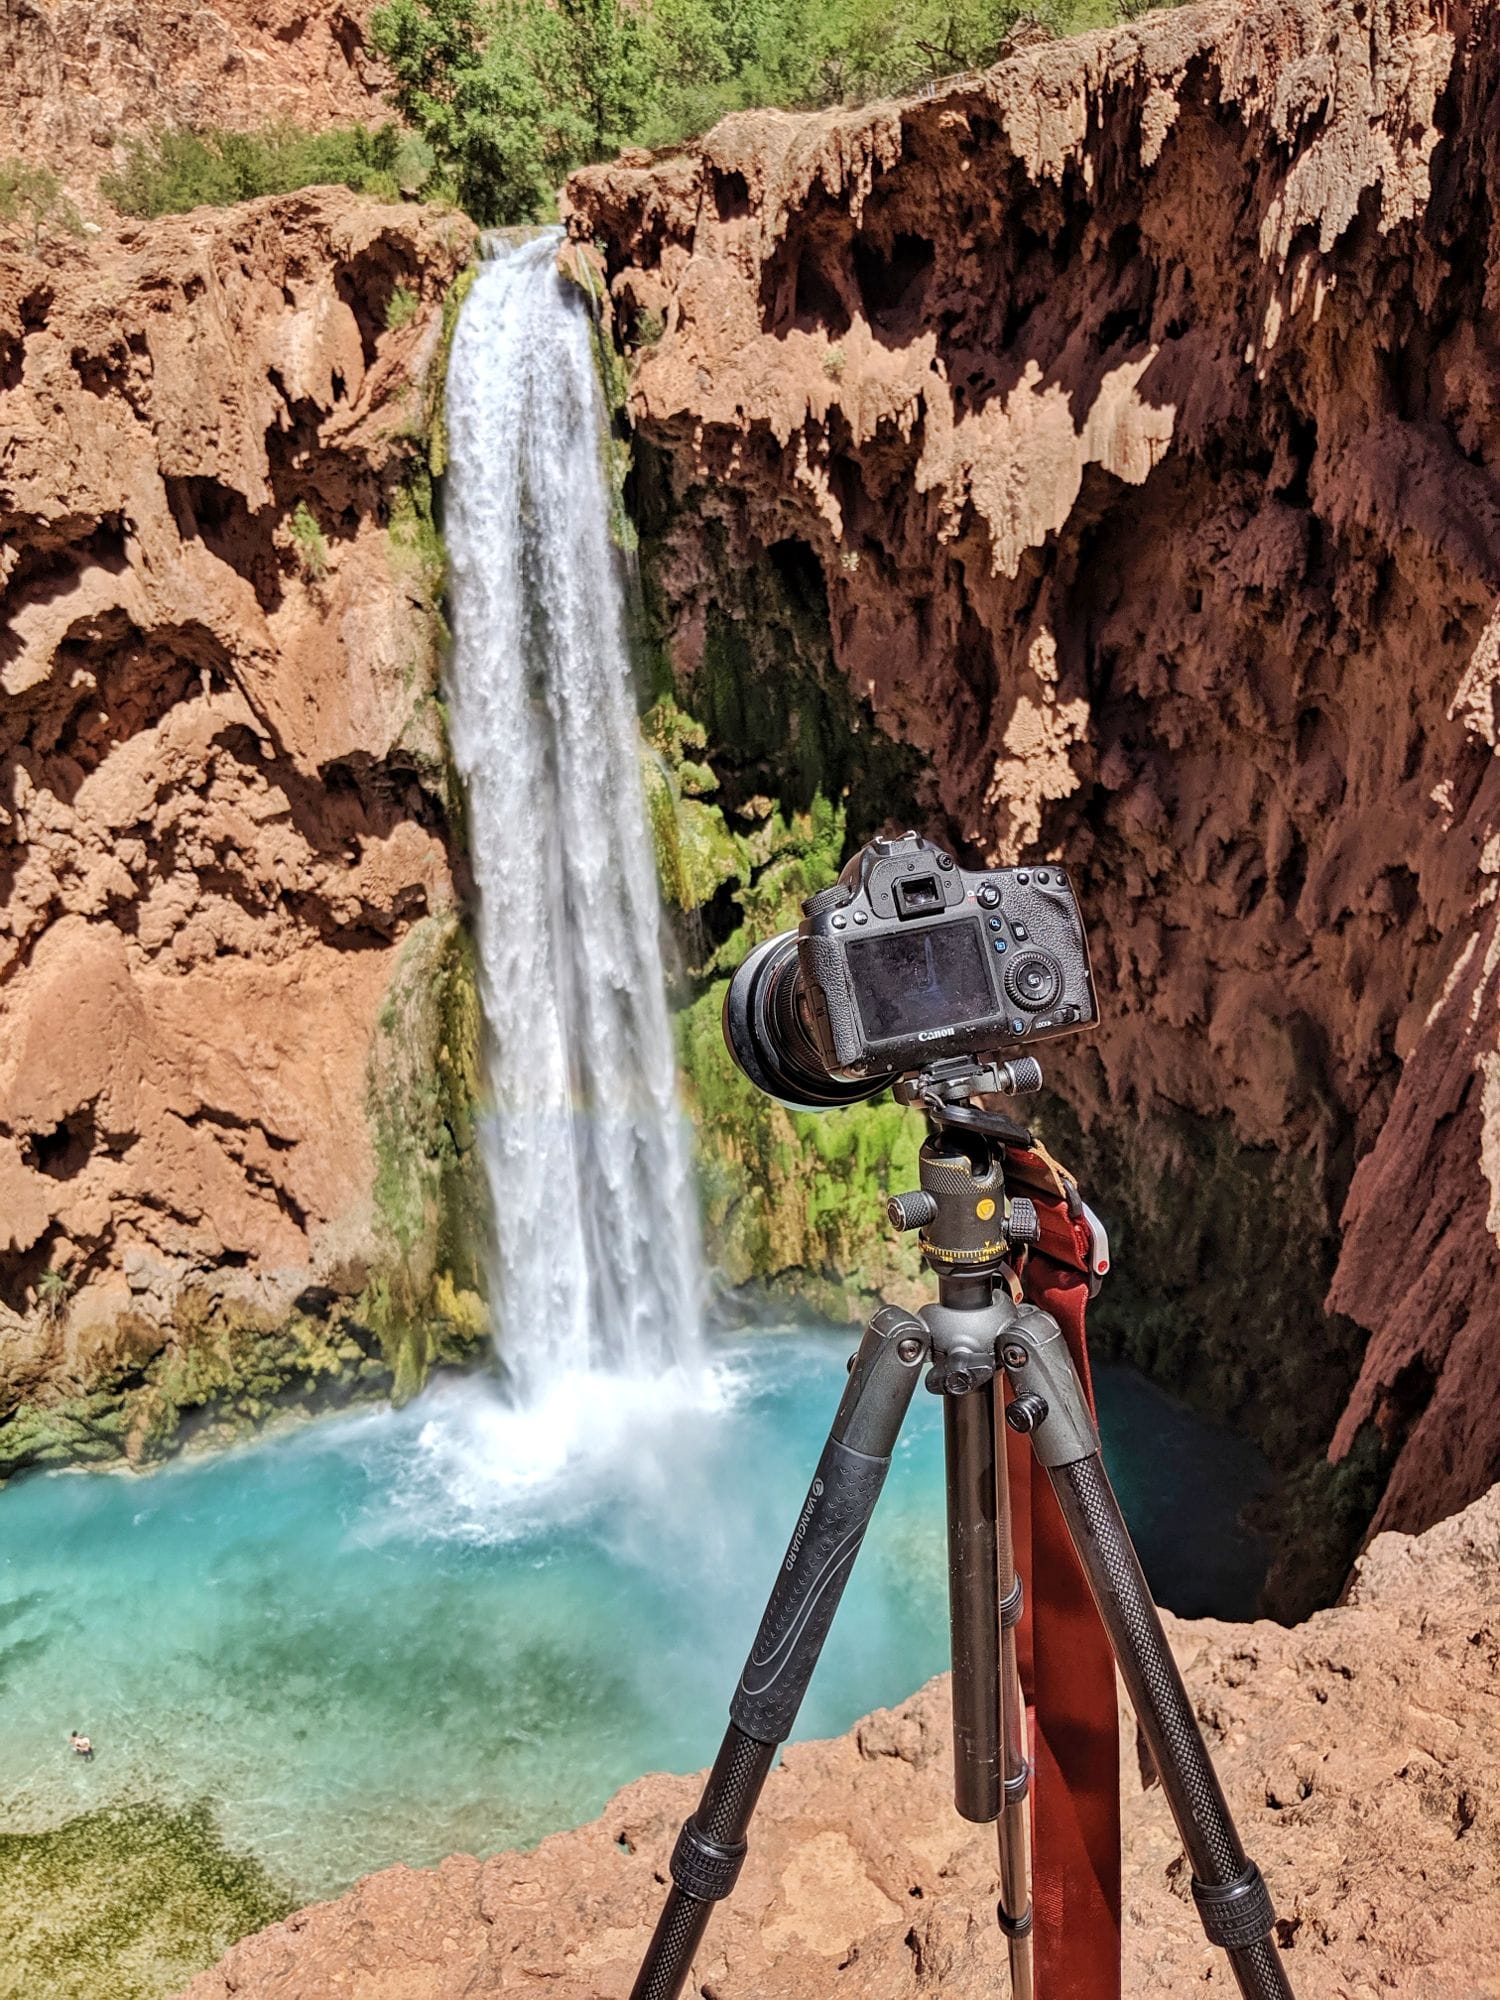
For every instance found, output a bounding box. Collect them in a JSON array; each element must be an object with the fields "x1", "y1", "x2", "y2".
[
  {"x1": 1191, "y1": 1861, "x2": 1277, "y2": 1951},
  {"x1": 669, "y1": 1818, "x2": 748, "y2": 1903},
  {"x1": 999, "y1": 1576, "x2": 1024, "y2": 1630},
  {"x1": 997, "y1": 1898, "x2": 1034, "y2": 1939}
]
